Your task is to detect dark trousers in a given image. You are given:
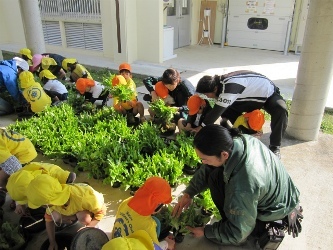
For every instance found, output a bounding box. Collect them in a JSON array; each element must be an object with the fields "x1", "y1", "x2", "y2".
[{"x1": 222, "y1": 92, "x2": 288, "y2": 147}]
